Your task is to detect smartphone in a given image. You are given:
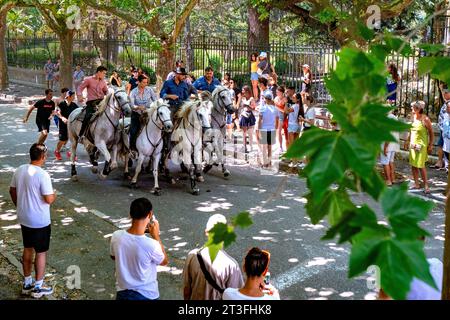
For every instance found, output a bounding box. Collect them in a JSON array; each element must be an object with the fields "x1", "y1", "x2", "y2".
[{"x1": 264, "y1": 272, "x2": 270, "y2": 285}]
